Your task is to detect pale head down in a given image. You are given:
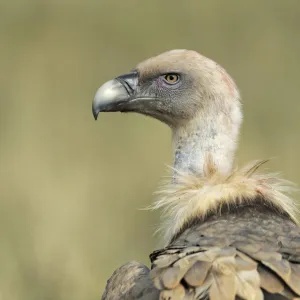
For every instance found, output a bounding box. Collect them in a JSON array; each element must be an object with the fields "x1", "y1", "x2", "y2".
[{"x1": 93, "y1": 49, "x2": 242, "y2": 175}]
